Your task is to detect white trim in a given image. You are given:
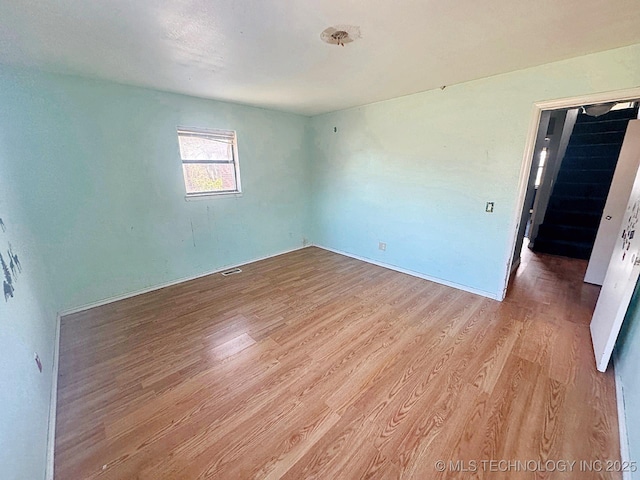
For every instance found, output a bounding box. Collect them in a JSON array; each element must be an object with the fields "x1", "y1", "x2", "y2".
[
  {"x1": 45, "y1": 313, "x2": 61, "y2": 480},
  {"x1": 614, "y1": 356, "x2": 632, "y2": 480},
  {"x1": 177, "y1": 125, "x2": 243, "y2": 197},
  {"x1": 534, "y1": 87, "x2": 640, "y2": 111},
  {"x1": 60, "y1": 245, "x2": 309, "y2": 316},
  {"x1": 48, "y1": 245, "x2": 309, "y2": 478},
  {"x1": 502, "y1": 102, "x2": 542, "y2": 300},
  {"x1": 313, "y1": 244, "x2": 500, "y2": 300},
  {"x1": 185, "y1": 192, "x2": 243, "y2": 201},
  {"x1": 41, "y1": 241, "x2": 630, "y2": 479},
  {"x1": 502, "y1": 86, "x2": 640, "y2": 300}
]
